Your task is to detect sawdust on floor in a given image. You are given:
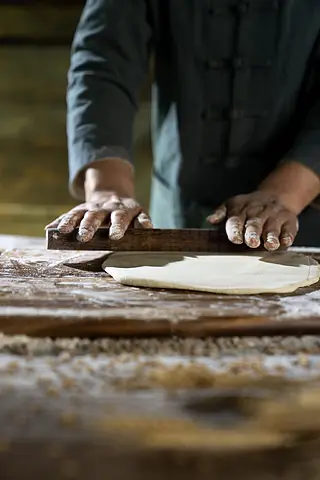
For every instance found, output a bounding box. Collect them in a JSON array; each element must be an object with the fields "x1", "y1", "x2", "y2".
[{"x1": 1, "y1": 334, "x2": 320, "y2": 357}]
